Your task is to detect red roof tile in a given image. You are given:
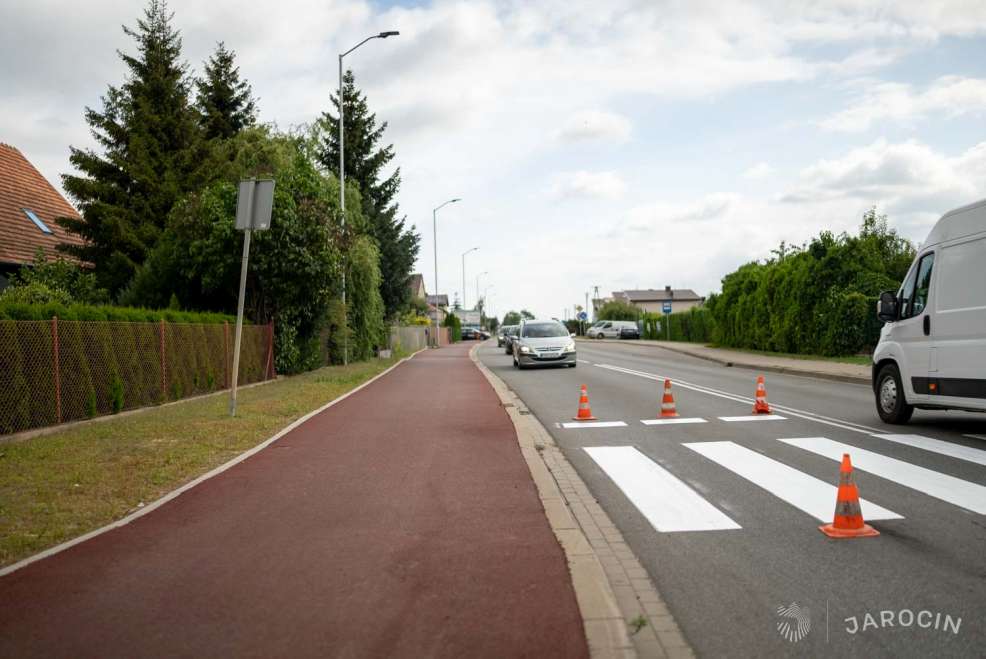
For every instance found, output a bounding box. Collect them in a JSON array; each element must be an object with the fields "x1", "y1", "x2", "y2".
[{"x1": 0, "y1": 143, "x2": 85, "y2": 266}]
